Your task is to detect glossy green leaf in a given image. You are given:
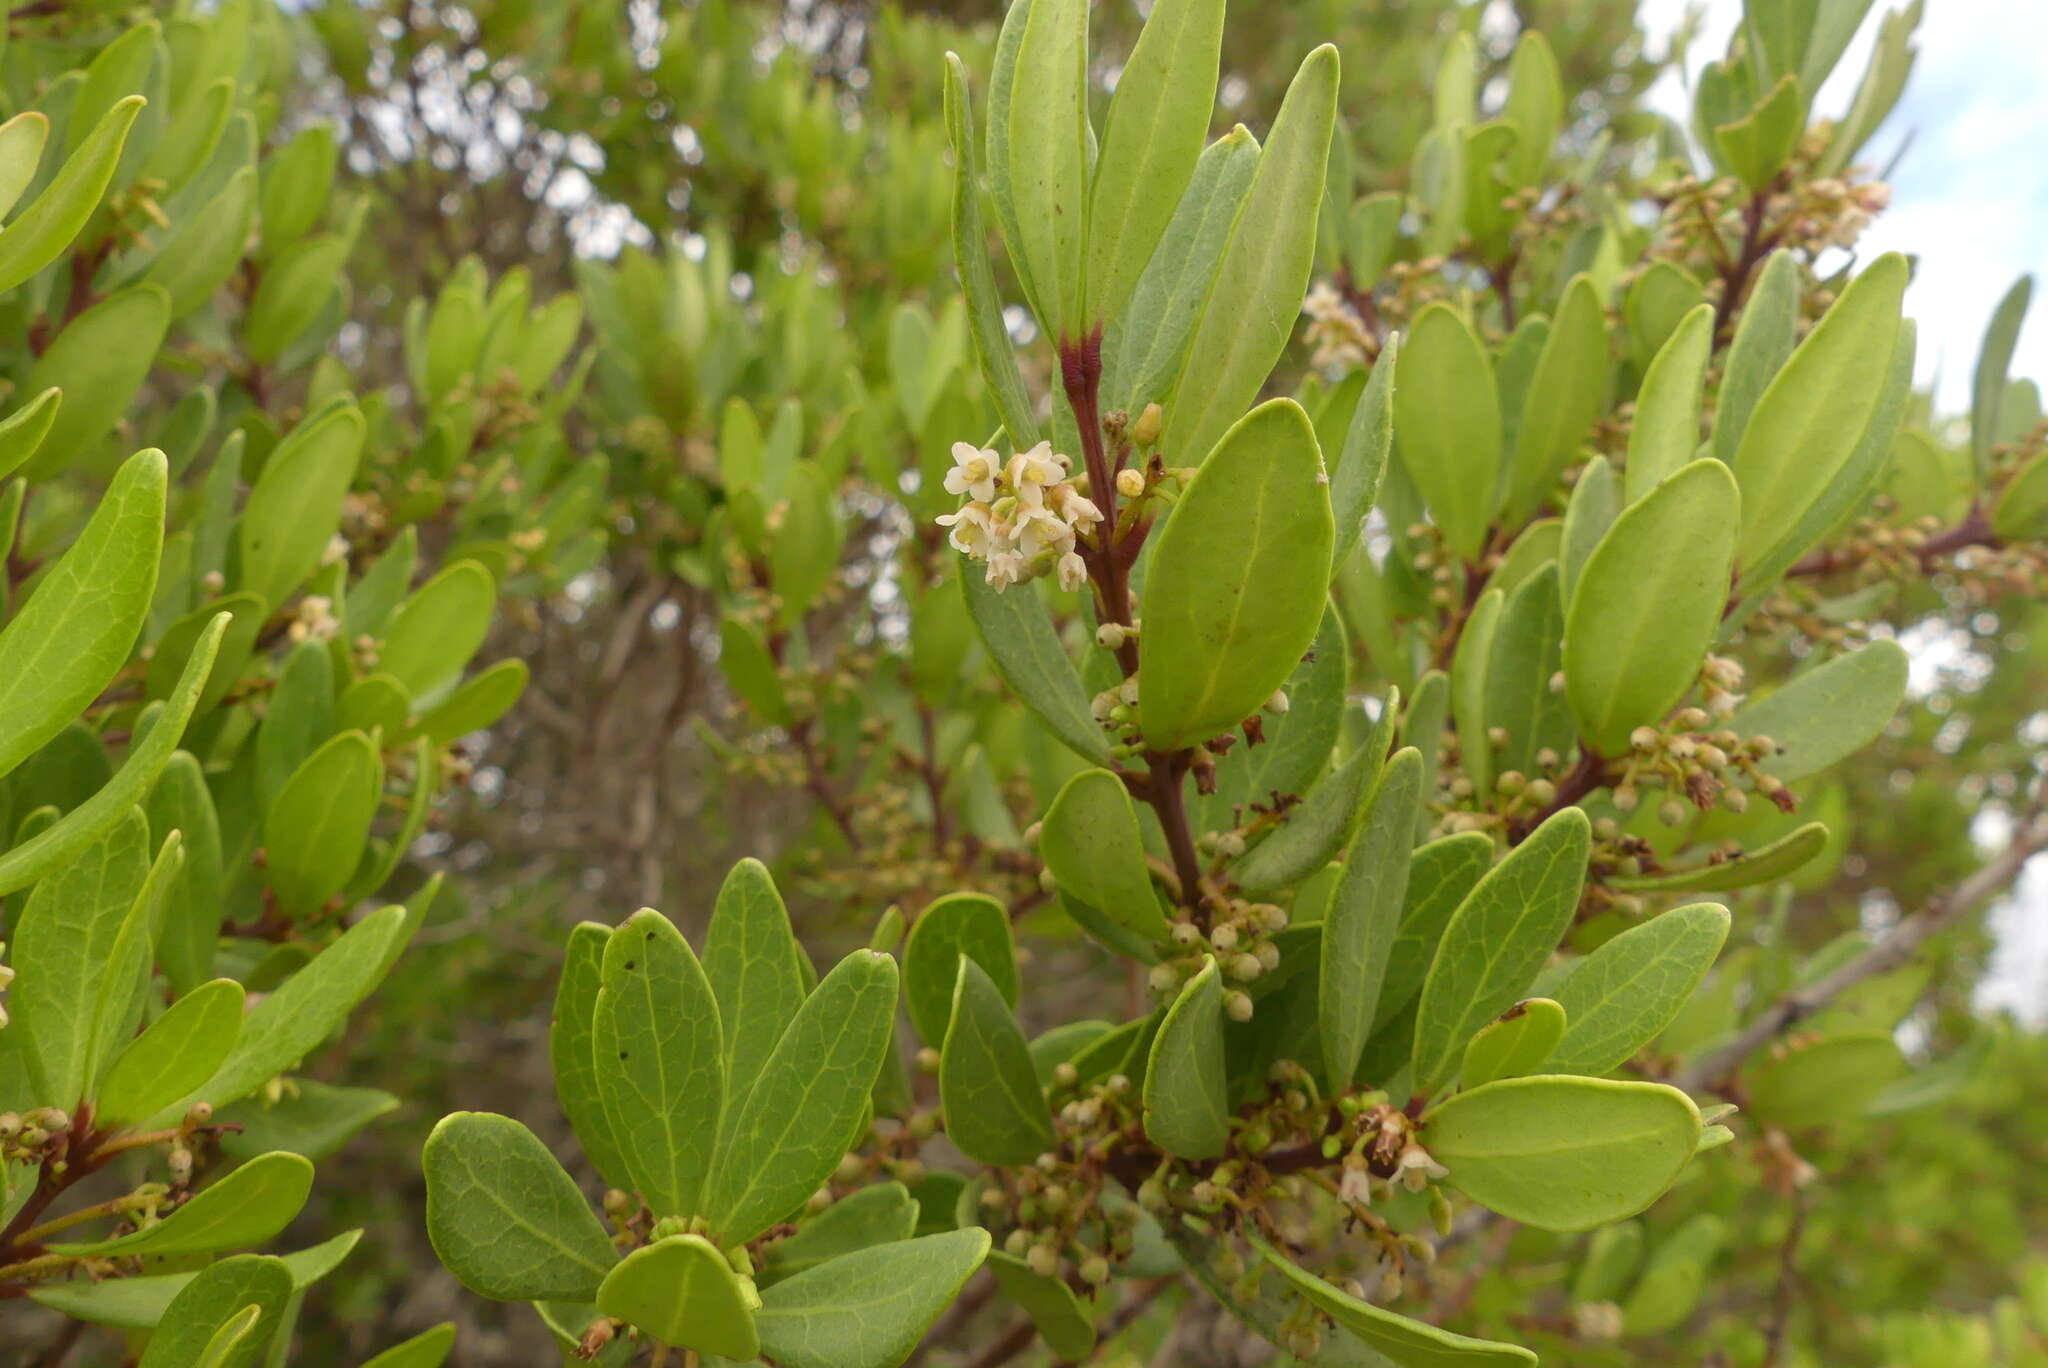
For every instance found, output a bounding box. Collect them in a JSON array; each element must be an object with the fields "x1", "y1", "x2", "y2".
[
  {"x1": 0, "y1": 387, "x2": 60, "y2": 481},
  {"x1": 1233, "y1": 706, "x2": 1394, "y2": 896},
  {"x1": 1462, "y1": 998, "x2": 1567, "y2": 1088},
  {"x1": 757, "y1": 1230, "x2": 992, "y2": 1368},
  {"x1": 96, "y1": 978, "x2": 245, "y2": 1126},
  {"x1": 239, "y1": 400, "x2": 365, "y2": 610},
  {"x1": 1424, "y1": 1075, "x2": 1701, "y2": 1231},
  {"x1": 1563, "y1": 459, "x2": 1739, "y2": 756},
  {"x1": 1712, "y1": 250, "x2": 1800, "y2": 466},
  {"x1": 1558, "y1": 453, "x2": 1618, "y2": 606},
  {"x1": 551, "y1": 922, "x2": 633, "y2": 1190},
  {"x1": 1249, "y1": 1231, "x2": 1537, "y2": 1365},
  {"x1": 1332, "y1": 337, "x2": 1396, "y2": 567},
  {"x1": 1143, "y1": 955, "x2": 1228, "y2": 1158},
  {"x1": 1484, "y1": 564, "x2": 1572, "y2": 780},
  {"x1": 1546, "y1": 903, "x2": 1730, "y2": 1076},
  {"x1": 959, "y1": 566, "x2": 1112, "y2": 765},
  {"x1": 257, "y1": 639, "x2": 337, "y2": 807},
  {"x1": 903, "y1": 891, "x2": 1016, "y2": 1045},
  {"x1": 1624, "y1": 303, "x2": 1713, "y2": 504},
  {"x1": 0, "y1": 96, "x2": 144, "y2": 295},
  {"x1": 265, "y1": 730, "x2": 382, "y2": 917},
  {"x1": 137, "y1": 1255, "x2": 292, "y2": 1368},
  {"x1": 54, "y1": 1151, "x2": 313, "y2": 1256},
  {"x1": 940, "y1": 957, "x2": 1055, "y2": 1164},
  {"x1": 0, "y1": 110, "x2": 49, "y2": 220},
  {"x1": 1412, "y1": 807, "x2": 1589, "y2": 1094},
  {"x1": 22, "y1": 286, "x2": 172, "y2": 481},
  {"x1": 1161, "y1": 44, "x2": 1339, "y2": 469},
  {"x1": 707, "y1": 948, "x2": 898, "y2": 1243},
  {"x1": 1039, "y1": 768, "x2": 1169, "y2": 940},
  {"x1": 1730, "y1": 639, "x2": 1909, "y2": 783},
  {"x1": 594, "y1": 907, "x2": 723, "y2": 1219},
  {"x1": 1503, "y1": 275, "x2": 1608, "y2": 523},
  {"x1": 1375, "y1": 832, "x2": 1495, "y2": 1034},
  {"x1": 1005, "y1": 0, "x2": 1087, "y2": 339},
  {"x1": 1393, "y1": 303, "x2": 1501, "y2": 561},
  {"x1": 596, "y1": 1234, "x2": 759, "y2": 1359},
  {"x1": 422, "y1": 1112, "x2": 618, "y2": 1302},
  {"x1": 1141, "y1": 398, "x2": 1334, "y2": 749},
  {"x1": 702, "y1": 857, "x2": 812, "y2": 1091},
  {"x1": 1320, "y1": 748, "x2": 1421, "y2": 1092},
  {"x1": 943, "y1": 53, "x2": 1037, "y2": 447},
  {"x1": 1745, "y1": 1031, "x2": 1907, "y2": 1127},
  {"x1": 409, "y1": 658, "x2": 527, "y2": 744},
  {"x1": 1083, "y1": 0, "x2": 1223, "y2": 327},
  {"x1": 377, "y1": 560, "x2": 496, "y2": 708},
  {"x1": 1611, "y1": 822, "x2": 1829, "y2": 892}
]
